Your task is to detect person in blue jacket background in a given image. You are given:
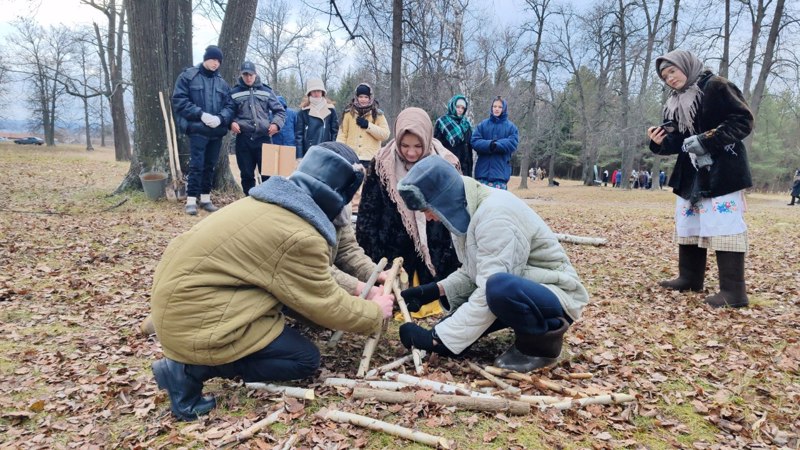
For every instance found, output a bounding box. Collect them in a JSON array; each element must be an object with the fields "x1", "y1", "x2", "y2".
[
  {"x1": 470, "y1": 96, "x2": 519, "y2": 190},
  {"x1": 271, "y1": 96, "x2": 297, "y2": 149}
]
